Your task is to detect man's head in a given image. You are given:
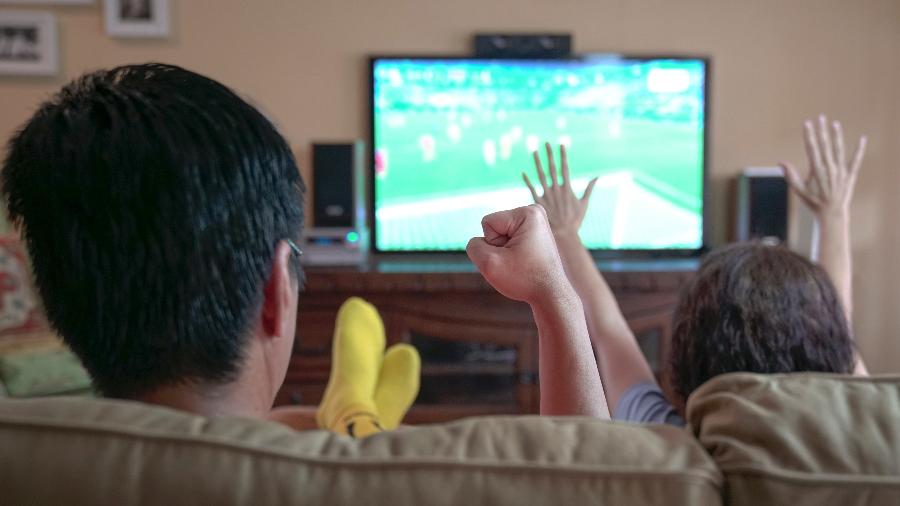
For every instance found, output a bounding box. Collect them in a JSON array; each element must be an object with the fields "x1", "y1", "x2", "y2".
[
  {"x1": 667, "y1": 242, "x2": 855, "y2": 406},
  {"x1": 2, "y1": 64, "x2": 304, "y2": 404}
]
